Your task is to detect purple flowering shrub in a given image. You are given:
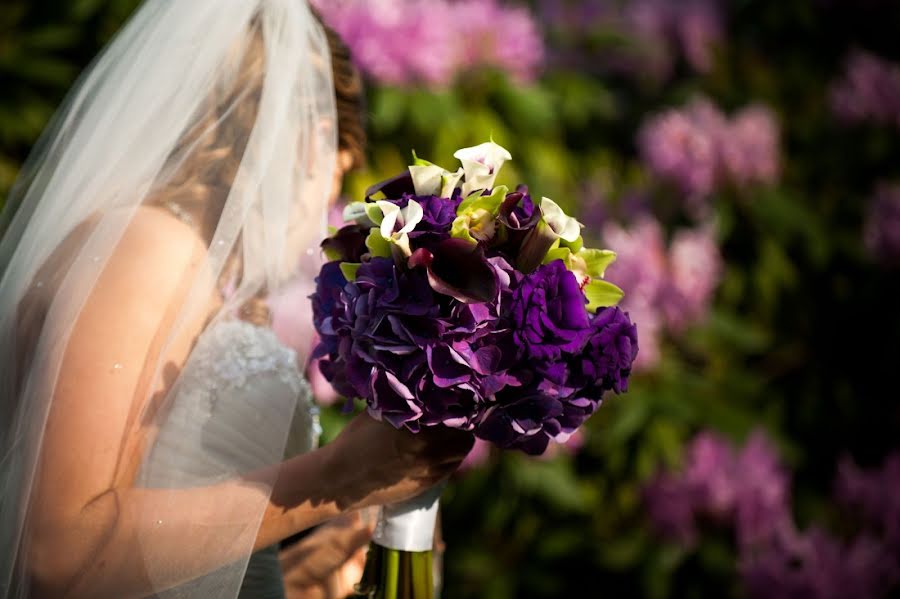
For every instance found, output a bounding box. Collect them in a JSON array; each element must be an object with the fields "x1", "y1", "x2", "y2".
[
  {"x1": 645, "y1": 434, "x2": 900, "y2": 598},
  {"x1": 596, "y1": 216, "x2": 722, "y2": 371},
  {"x1": 864, "y1": 182, "x2": 900, "y2": 266},
  {"x1": 311, "y1": 142, "x2": 638, "y2": 454},
  {"x1": 830, "y1": 50, "x2": 900, "y2": 129},
  {"x1": 638, "y1": 97, "x2": 781, "y2": 212},
  {"x1": 311, "y1": 0, "x2": 544, "y2": 87}
]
